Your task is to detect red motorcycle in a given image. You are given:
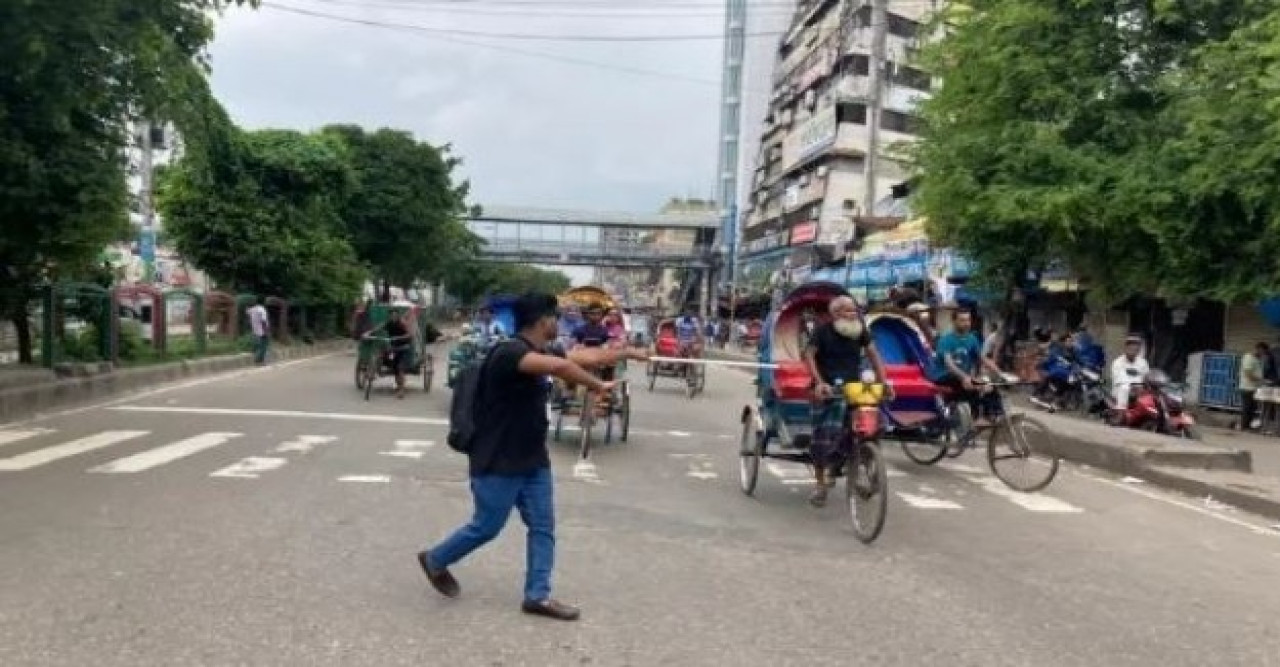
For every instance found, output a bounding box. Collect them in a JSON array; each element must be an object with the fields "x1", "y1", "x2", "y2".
[{"x1": 1107, "y1": 370, "x2": 1199, "y2": 439}]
